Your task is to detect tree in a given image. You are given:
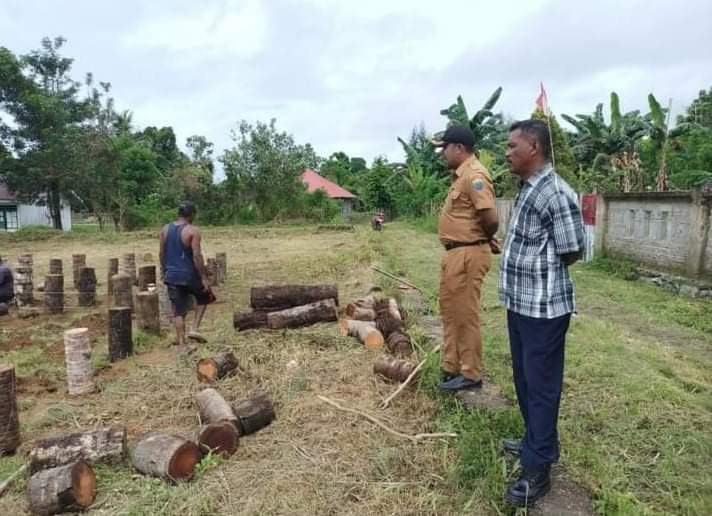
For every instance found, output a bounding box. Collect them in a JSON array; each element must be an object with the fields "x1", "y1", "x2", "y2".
[
  {"x1": 438, "y1": 87, "x2": 507, "y2": 152},
  {"x1": 677, "y1": 87, "x2": 712, "y2": 129}
]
